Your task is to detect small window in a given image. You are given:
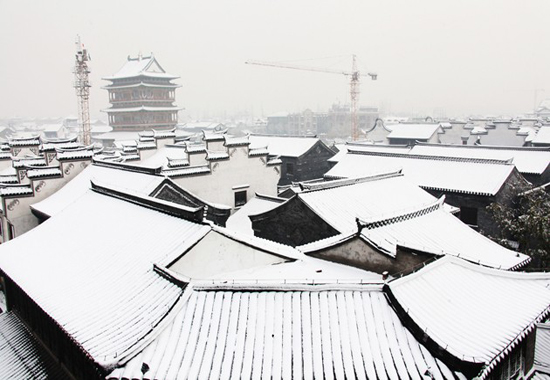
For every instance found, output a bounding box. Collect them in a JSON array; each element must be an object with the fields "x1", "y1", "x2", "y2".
[
  {"x1": 235, "y1": 190, "x2": 247, "y2": 208},
  {"x1": 460, "y1": 207, "x2": 478, "y2": 227},
  {"x1": 286, "y1": 163, "x2": 294, "y2": 176},
  {"x1": 7, "y1": 222, "x2": 15, "y2": 241}
]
